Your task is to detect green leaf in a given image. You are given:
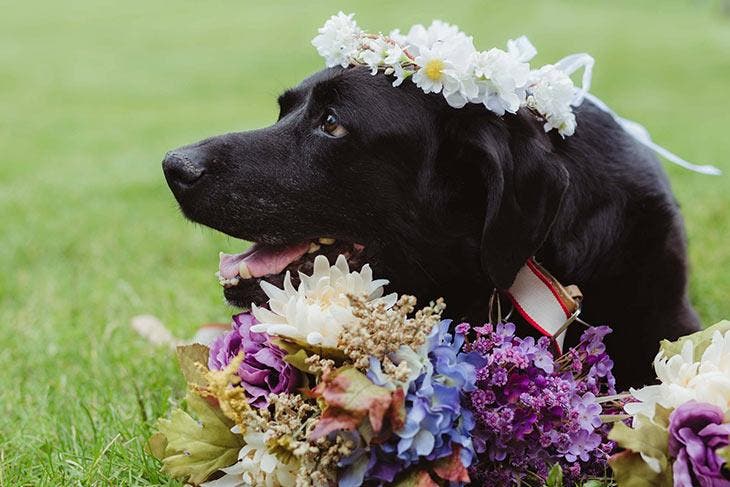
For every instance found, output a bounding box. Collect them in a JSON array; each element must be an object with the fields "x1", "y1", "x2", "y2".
[
  {"x1": 150, "y1": 391, "x2": 244, "y2": 485},
  {"x1": 147, "y1": 431, "x2": 168, "y2": 459},
  {"x1": 270, "y1": 336, "x2": 347, "y2": 362},
  {"x1": 608, "y1": 408, "x2": 673, "y2": 487},
  {"x1": 580, "y1": 481, "x2": 610, "y2": 487},
  {"x1": 392, "y1": 470, "x2": 439, "y2": 487},
  {"x1": 717, "y1": 444, "x2": 730, "y2": 479},
  {"x1": 609, "y1": 419, "x2": 668, "y2": 470},
  {"x1": 546, "y1": 463, "x2": 564, "y2": 487},
  {"x1": 176, "y1": 344, "x2": 211, "y2": 387},
  {"x1": 282, "y1": 347, "x2": 313, "y2": 374},
  {"x1": 659, "y1": 320, "x2": 730, "y2": 361},
  {"x1": 609, "y1": 450, "x2": 672, "y2": 487}
]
